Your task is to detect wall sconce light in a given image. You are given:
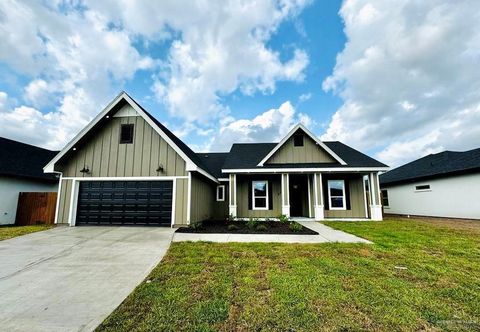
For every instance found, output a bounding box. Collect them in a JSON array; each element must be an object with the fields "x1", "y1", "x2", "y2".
[
  {"x1": 80, "y1": 166, "x2": 90, "y2": 174},
  {"x1": 156, "y1": 164, "x2": 164, "y2": 173}
]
